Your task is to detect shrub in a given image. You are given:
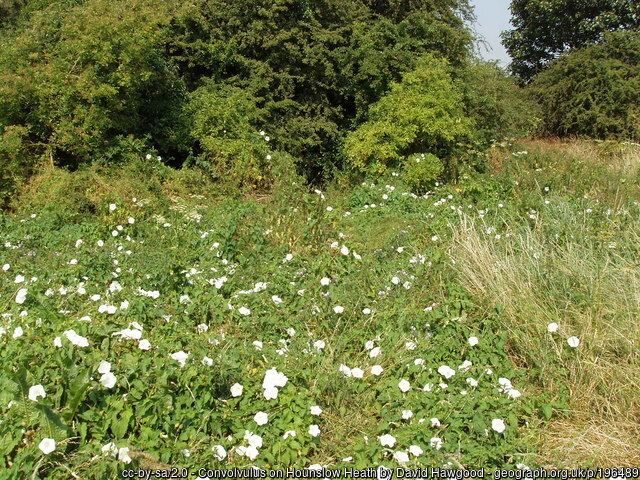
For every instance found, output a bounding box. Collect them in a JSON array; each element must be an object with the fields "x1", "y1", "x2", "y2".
[
  {"x1": 530, "y1": 31, "x2": 640, "y2": 140},
  {"x1": 402, "y1": 153, "x2": 444, "y2": 194},
  {"x1": 344, "y1": 55, "x2": 472, "y2": 175}
]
